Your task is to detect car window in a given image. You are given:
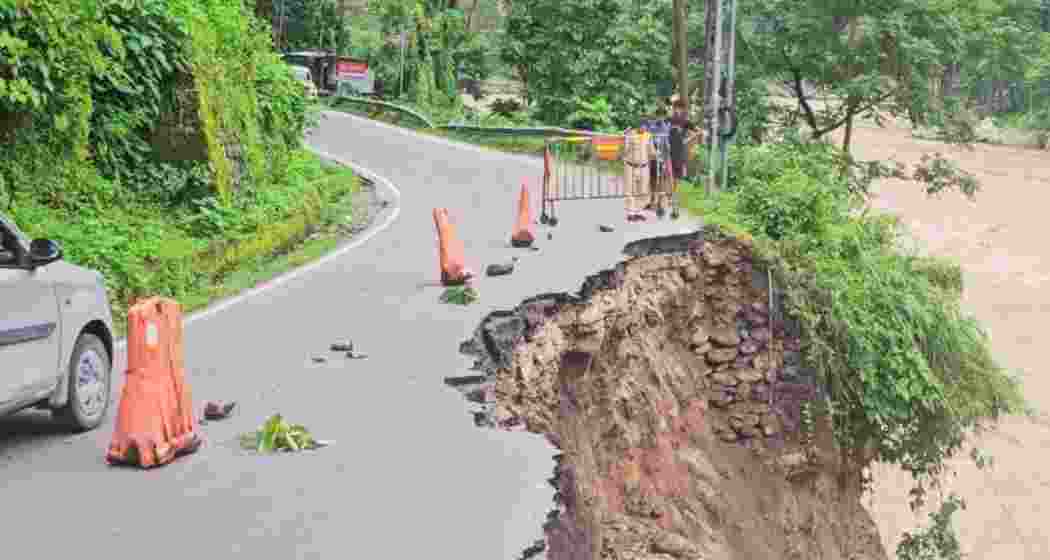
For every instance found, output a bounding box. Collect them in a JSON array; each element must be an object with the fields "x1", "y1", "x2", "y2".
[
  {"x1": 0, "y1": 214, "x2": 27, "y2": 243},
  {"x1": 0, "y1": 226, "x2": 20, "y2": 266}
]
